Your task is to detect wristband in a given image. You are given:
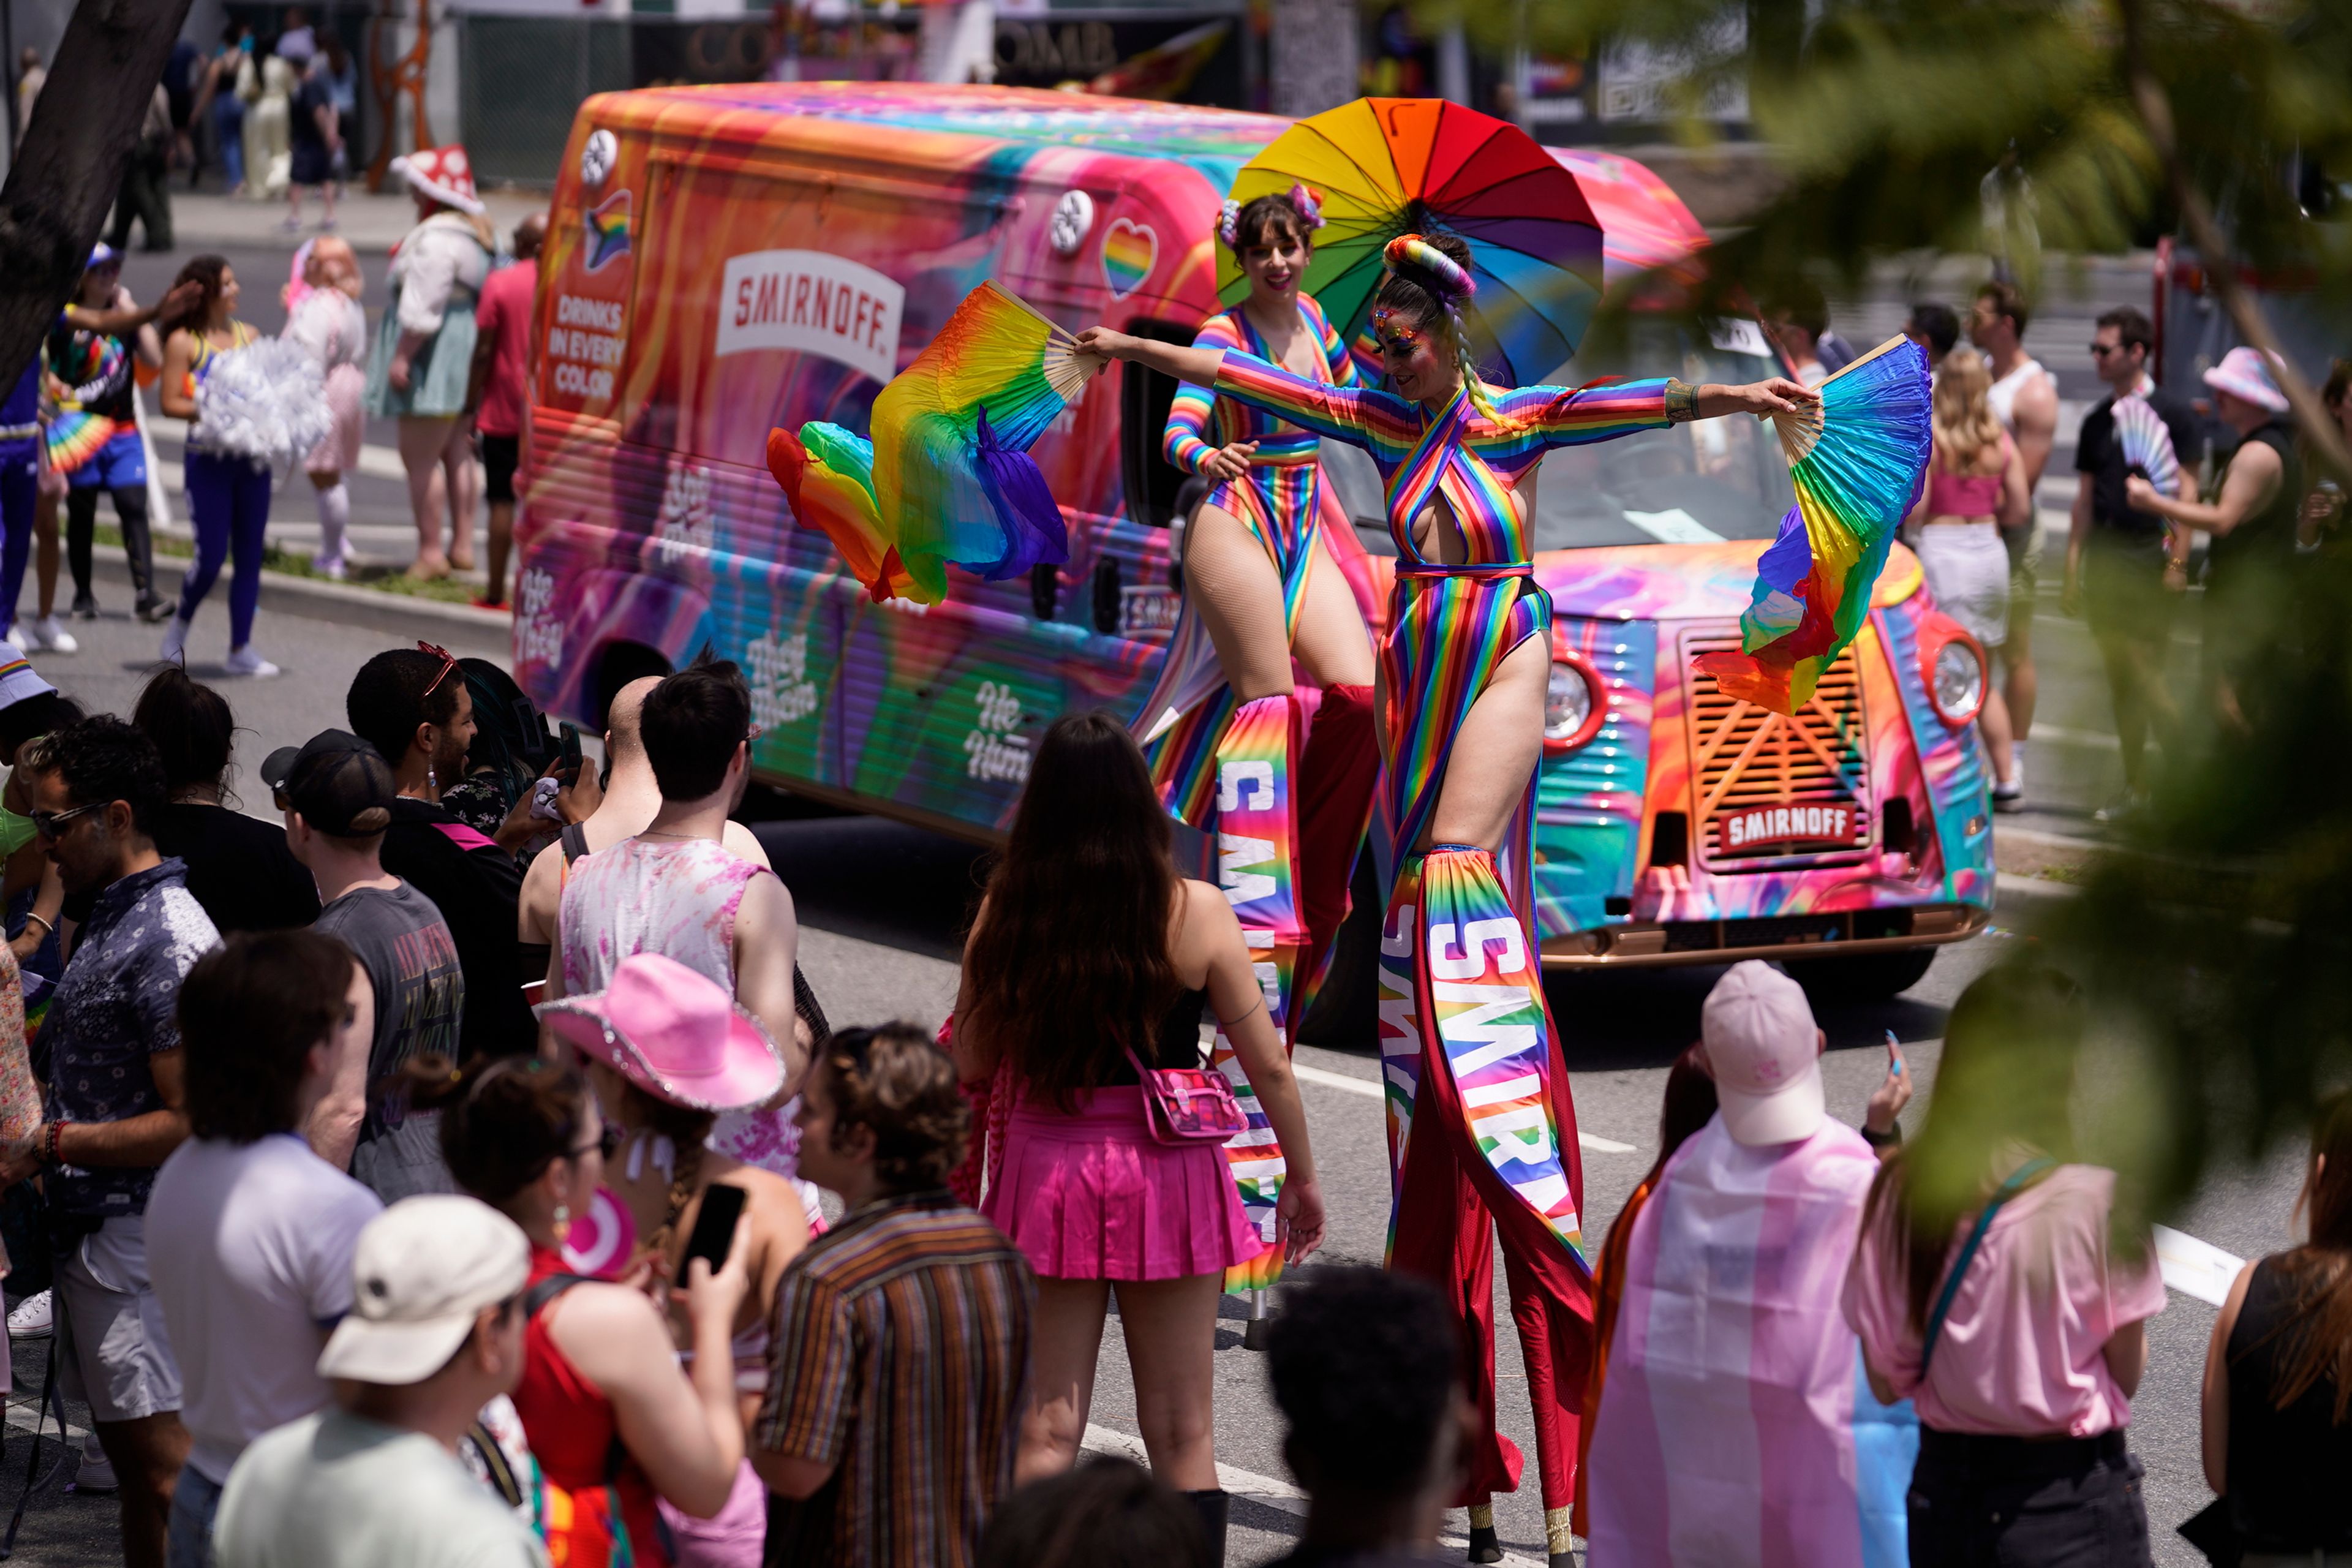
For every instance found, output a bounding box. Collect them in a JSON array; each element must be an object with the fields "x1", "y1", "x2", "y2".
[
  {"x1": 1860, "y1": 1121, "x2": 1902, "y2": 1149},
  {"x1": 43, "y1": 1120, "x2": 67, "y2": 1164},
  {"x1": 1664, "y1": 377, "x2": 1700, "y2": 424},
  {"x1": 20, "y1": 912, "x2": 51, "y2": 939}
]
